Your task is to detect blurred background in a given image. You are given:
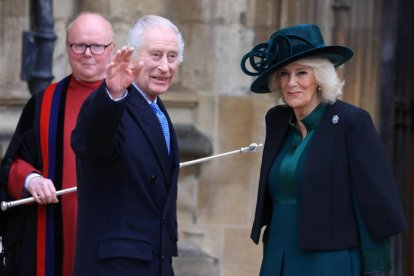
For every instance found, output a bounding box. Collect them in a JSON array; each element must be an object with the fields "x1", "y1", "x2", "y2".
[{"x1": 0, "y1": 0, "x2": 413, "y2": 275}]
